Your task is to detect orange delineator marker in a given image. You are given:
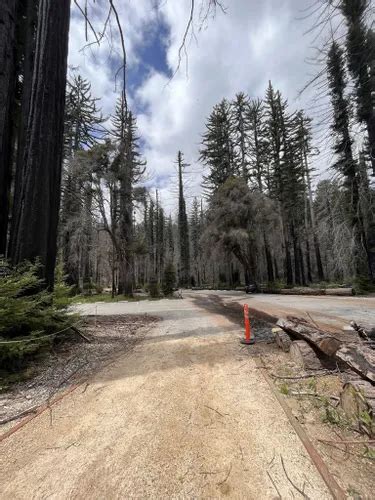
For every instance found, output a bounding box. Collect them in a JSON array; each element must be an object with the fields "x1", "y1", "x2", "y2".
[{"x1": 240, "y1": 303, "x2": 255, "y2": 345}]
